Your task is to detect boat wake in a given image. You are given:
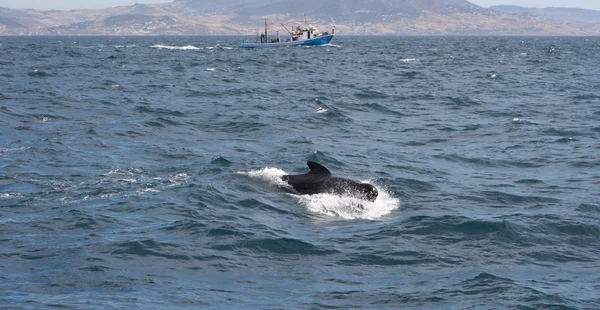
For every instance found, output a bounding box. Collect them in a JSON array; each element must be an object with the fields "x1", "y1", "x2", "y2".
[
  {"x1": 151, "y1": 45, "x2": 201, "y2": 50},
  {"x1": 240, "y1": 168, "x2": 400, "y2": 220}
]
